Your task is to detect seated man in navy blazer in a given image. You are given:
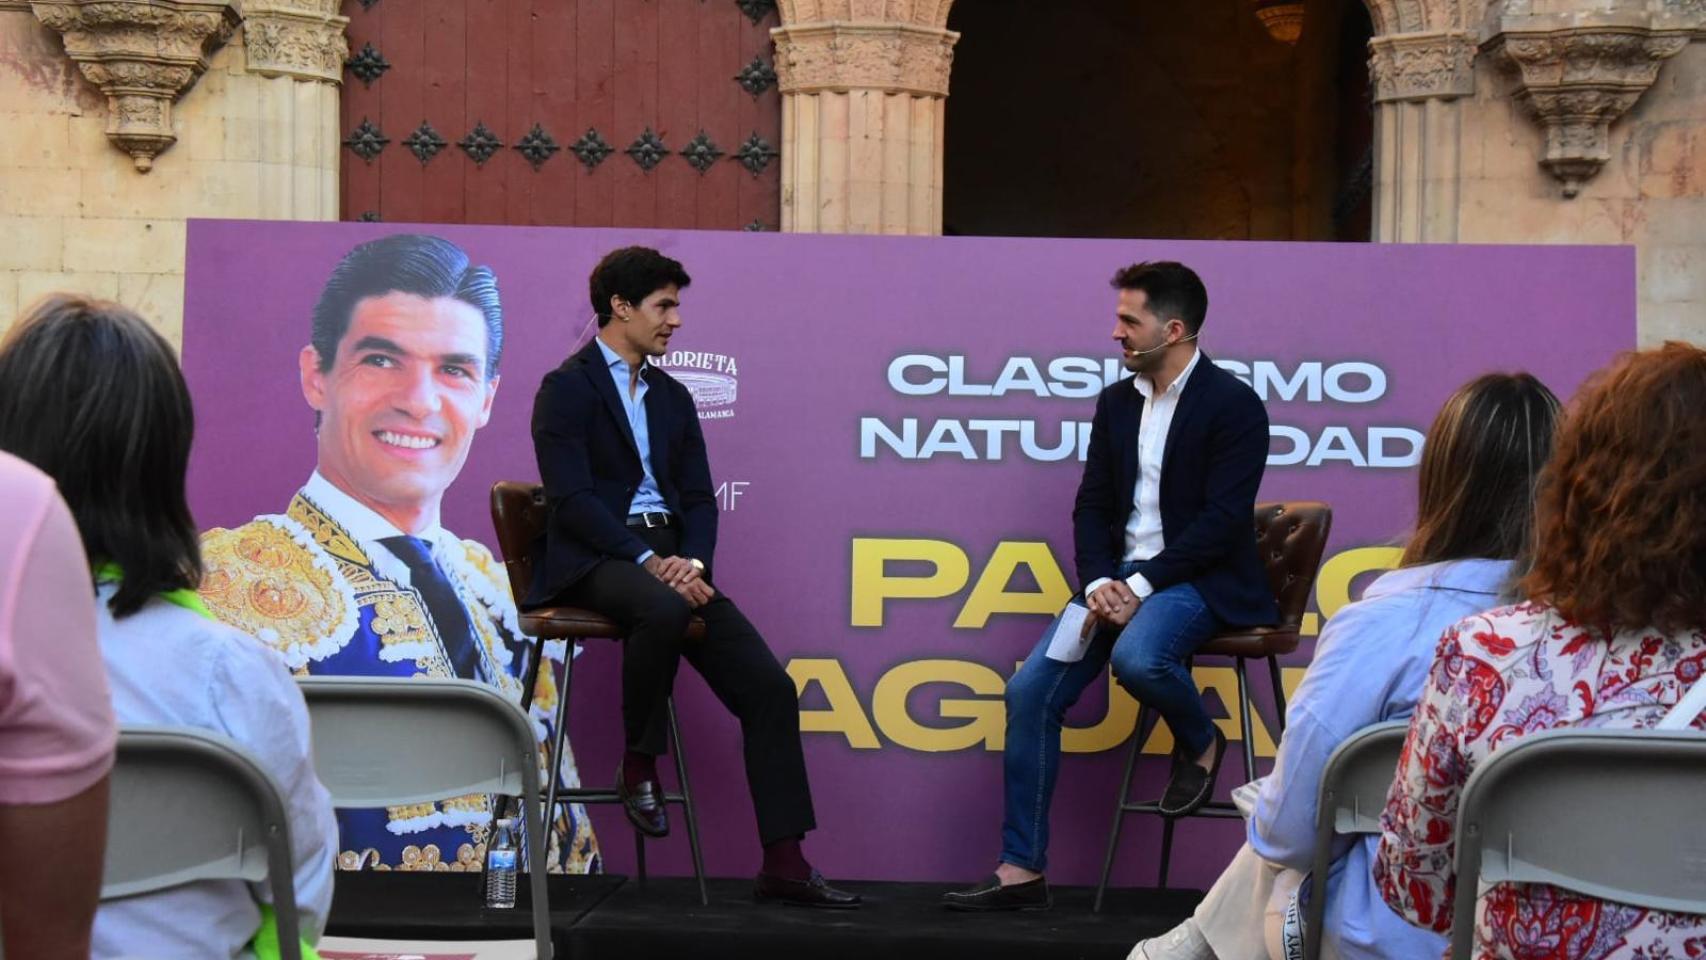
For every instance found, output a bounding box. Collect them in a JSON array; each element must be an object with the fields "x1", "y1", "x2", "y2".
[
  {"x1": 529, "y1": 245, "x2": 858, "y2": 908},
  {"x1": 946, "y1": 261, "x2": 1277, "y2": 911}
]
